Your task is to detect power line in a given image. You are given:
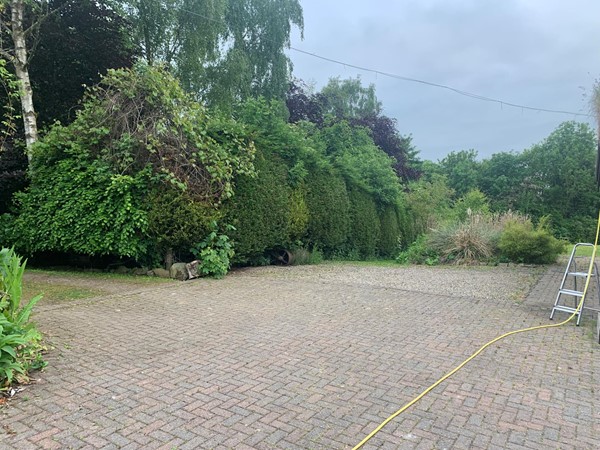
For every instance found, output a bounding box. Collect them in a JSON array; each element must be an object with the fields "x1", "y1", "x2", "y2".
[
  {"x1": 290, "y1": 47, "x2": 593, "y2": 118},
  {"x1": 177, "y1": 6, "x2": 593, "y2": 119}
]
